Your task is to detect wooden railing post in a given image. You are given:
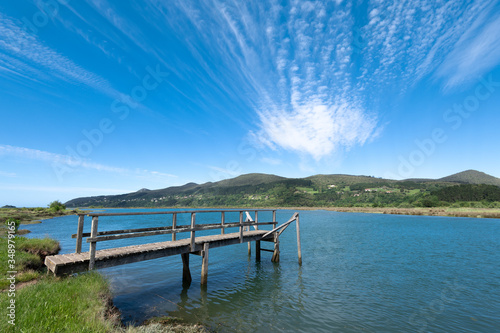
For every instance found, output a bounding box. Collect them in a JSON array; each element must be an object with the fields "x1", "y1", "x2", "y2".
[
  {"x1": 75, "y1": 214, "x2": 85, "y2": 253},
  {"x1": 271, "y1": 232, "x2": 280, "y2": 262},
  {"x1": 201, "y1": 243, "x2": 209, "y2": 285},
  {"x1": 296, "y1": 214, "x2": 302, "y2": 265},
  {"x1": 221, "y1": 211, "x2": 225, "y2": 235},
  {"x1": 88, "y1": 216, "x2": 99, "y2": 270},
  {"x1": 172, "y1": 213, "x2": 177, "y2": 241},
  {"x1": 272, "y1": 210, "x2": 277, "y2": 229},
  {"x1": 239, "y1": 211, "x2": 243, "y2": 243},
  {"x1": 190, "y1": 213, "x2": 196, "y2": 251}
]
